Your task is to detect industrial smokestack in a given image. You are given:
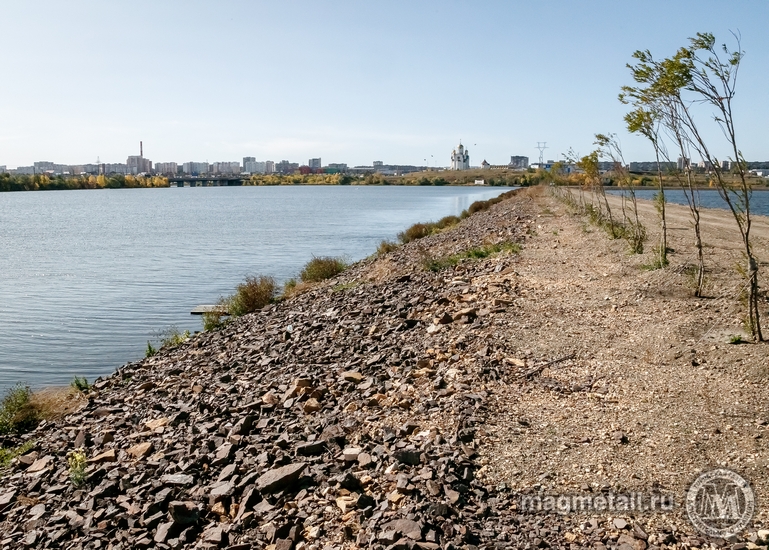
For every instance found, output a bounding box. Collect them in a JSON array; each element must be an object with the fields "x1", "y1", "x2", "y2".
[{"x1": 140, "y1": 141, "x2": 143, "y2": 158}]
